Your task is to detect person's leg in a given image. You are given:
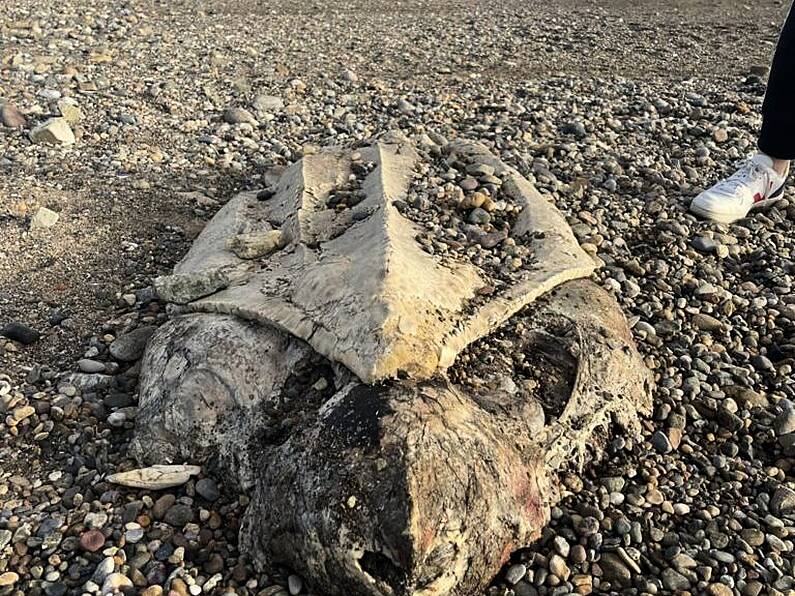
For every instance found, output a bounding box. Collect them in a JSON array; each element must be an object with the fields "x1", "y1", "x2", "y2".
[
  {"x1": 689, "y1": 6, "x2": 793, "y2": 223},
  {"x1": 759, "y1": 3, "x2": 795, "y2": 166}
]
